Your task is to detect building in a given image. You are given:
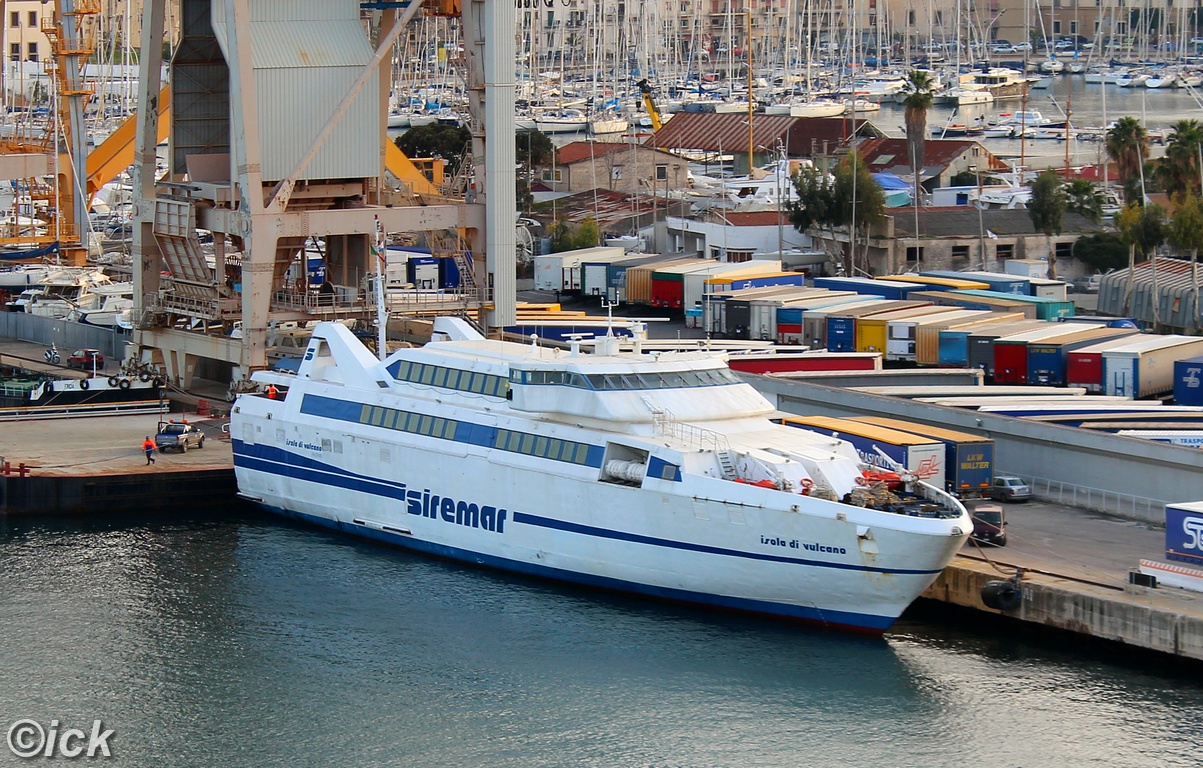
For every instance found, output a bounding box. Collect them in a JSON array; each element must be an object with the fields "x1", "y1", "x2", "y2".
[
  {"x1": 855, "y1": 137, "x2": 1012, "y2": 196},
  {"x1": 527, "y1": 188, "x2": 690, "y2": 243},
  {"x1": 540, "y1": 141, "x2": 688, "y2": 195},
  {"x1": 657, "y1": 210, "x2": 815, "y2": 263},
  {"x1": 646, "y1": 113, "x2": 886, "y2": 175},
  {"x1": 809, "y1": 207, "x2": 1103, "y2": 277}
]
